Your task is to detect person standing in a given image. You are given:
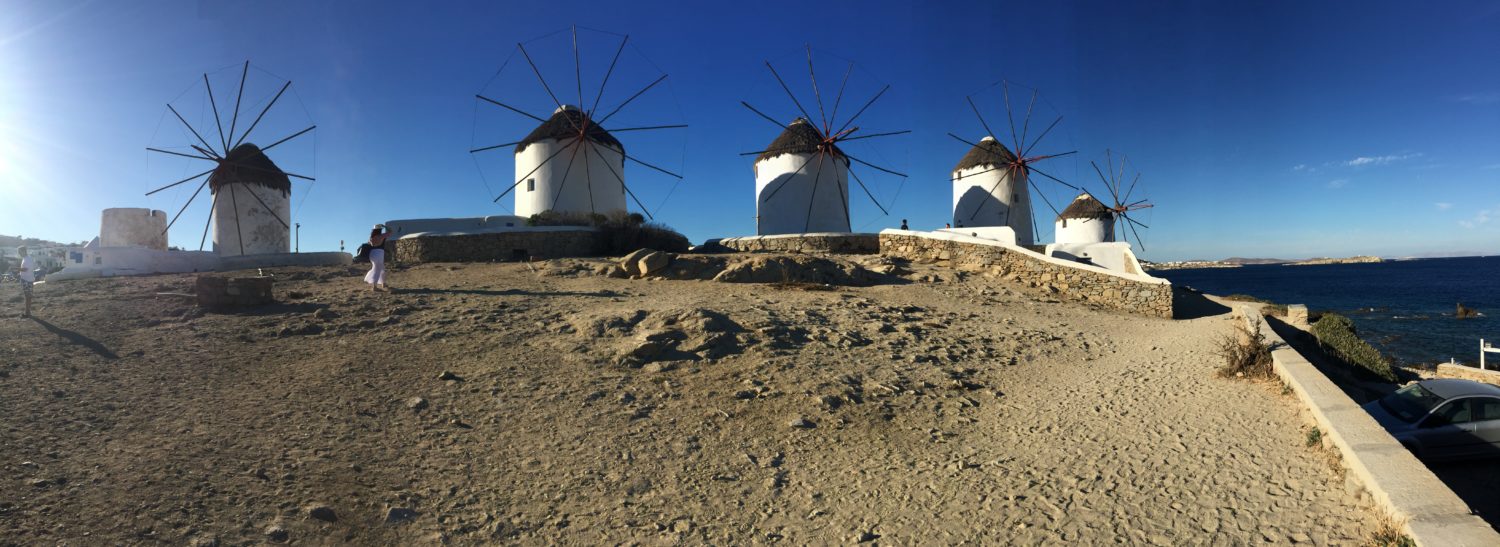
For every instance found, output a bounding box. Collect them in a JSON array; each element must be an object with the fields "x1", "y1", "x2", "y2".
[
  {"x1": 364, "y1": 225, "x2": 389, "y2": 292},
  {"x1": 900, "y1": 219, "x2": 908, "y2": 230},
  {"x1": 16, "y1": 246, "x2": 34, "y2": 318}
]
